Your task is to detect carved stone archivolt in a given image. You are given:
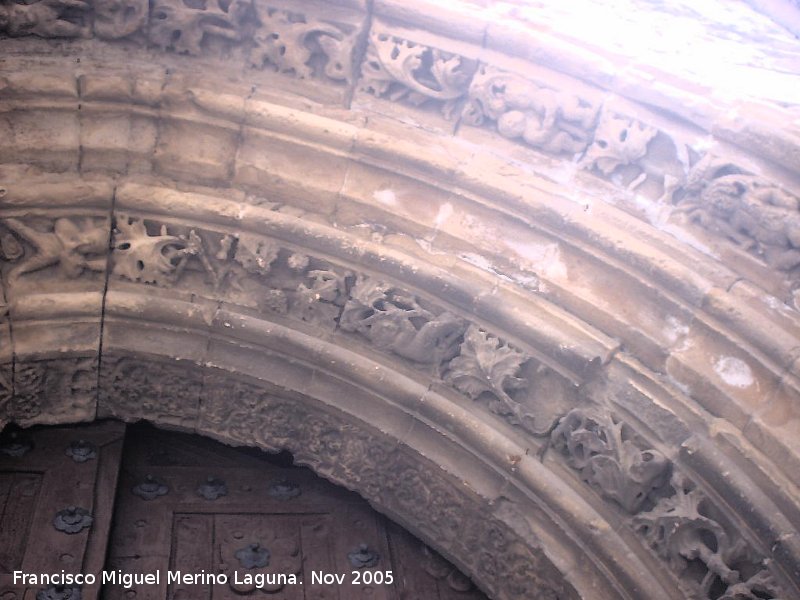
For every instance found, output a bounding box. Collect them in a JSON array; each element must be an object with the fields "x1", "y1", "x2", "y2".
[
  {"x1": 2, "y1": 3, "x2": 800, "y2": 599},
  {"x1": 185, "y1": 373, "x2": 577, "y2": 600}
]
